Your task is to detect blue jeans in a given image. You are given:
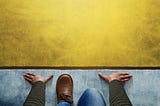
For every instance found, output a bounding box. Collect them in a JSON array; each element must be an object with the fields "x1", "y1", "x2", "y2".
[{"x1": 57, "y1": 88, "x2": 106, "y2": 106}]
